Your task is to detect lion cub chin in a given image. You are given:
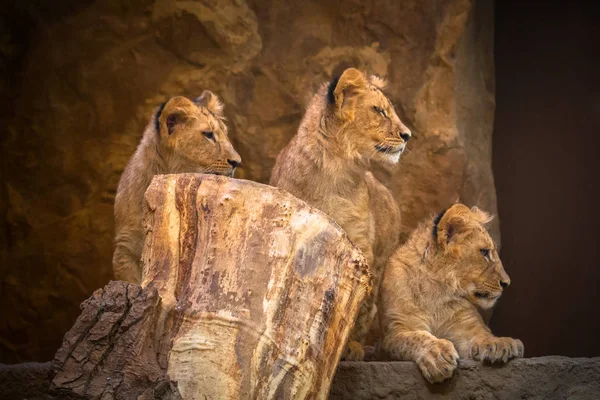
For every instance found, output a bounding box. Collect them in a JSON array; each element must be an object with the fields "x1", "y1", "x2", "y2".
[{"x1": 380, "y1": 204, "x2": 524, "y2": 384}]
